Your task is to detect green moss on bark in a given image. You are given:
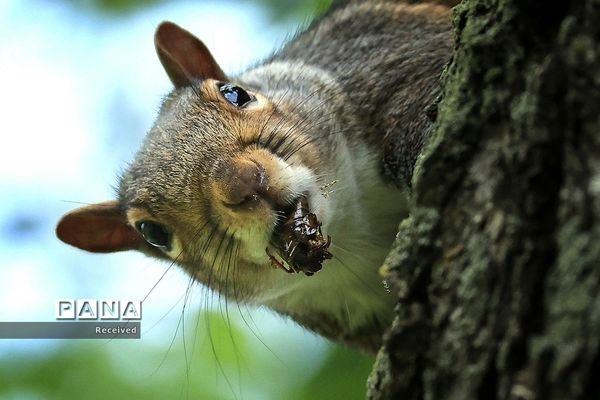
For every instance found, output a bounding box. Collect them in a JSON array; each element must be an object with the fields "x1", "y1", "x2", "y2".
[{"x1": 368, "y1": 1, "x2": 600, "y2": 399}]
